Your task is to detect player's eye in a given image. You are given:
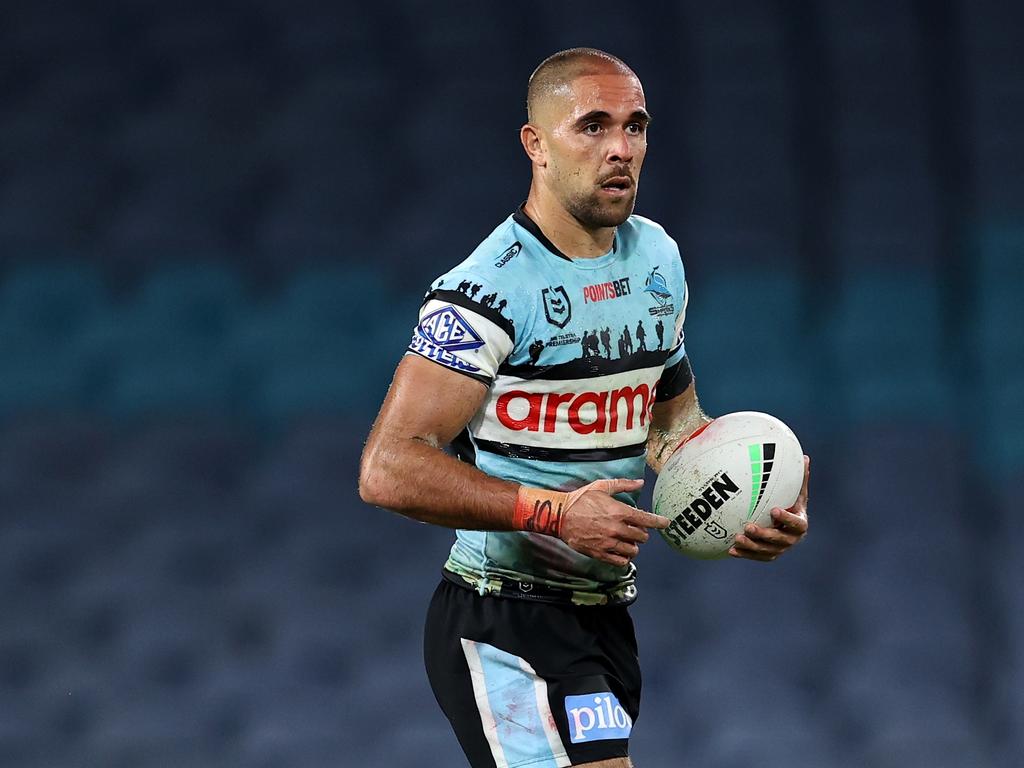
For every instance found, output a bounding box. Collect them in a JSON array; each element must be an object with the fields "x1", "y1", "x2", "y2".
[
  {"x1": 626, "y1": 123, "x2": 645, "y2": 135},
  {"x1": 583, "y1": 123, "x2": 602, "y2": 135}
]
